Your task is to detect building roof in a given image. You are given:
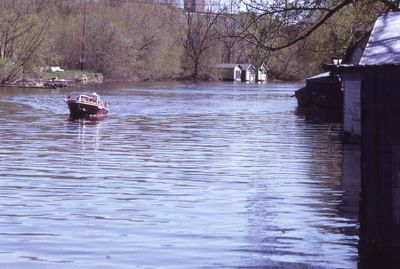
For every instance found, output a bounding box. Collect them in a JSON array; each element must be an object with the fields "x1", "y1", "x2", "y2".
[
  {"x1": 239, "y1": 64, "x2": 255, "y2": 70},
  {"x1": 215, "y1": 63, "x2": 241, "y2": 69},
  {"x1": 254, "y1": 63, "x2": 267, "y2": 69},
  {"x1": 307, "y1": 72, "x2": 331, "y2": 80},
  {"x1": 359, "y1": 12, "x2": 400, "y2": 65}
]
